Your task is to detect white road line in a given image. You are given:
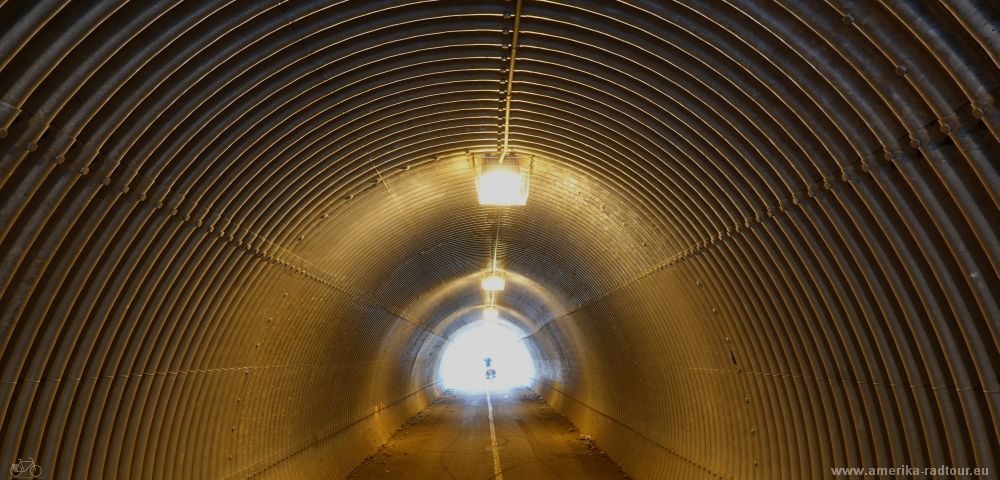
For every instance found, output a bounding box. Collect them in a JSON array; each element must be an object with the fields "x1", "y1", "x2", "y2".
[{"x1": 486, "y1": 390, "x2": 504, "y2": 480}]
